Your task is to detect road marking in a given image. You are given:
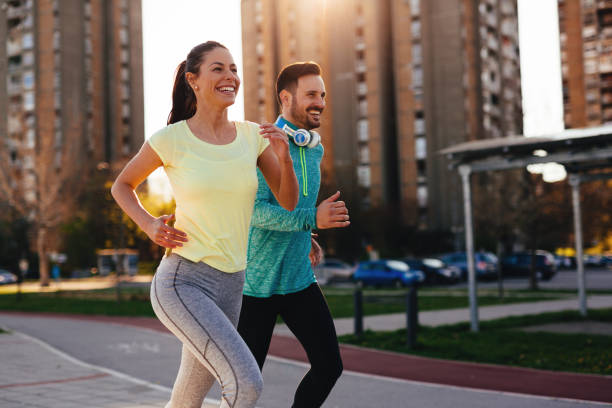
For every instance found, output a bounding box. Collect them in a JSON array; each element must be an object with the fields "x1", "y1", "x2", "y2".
[
  {"x1": 7, "y1": 328, "x2": 222, "y2": 406},
  {"x1": 0, "y1": 373, "x2": 109, "y2": 389}
]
